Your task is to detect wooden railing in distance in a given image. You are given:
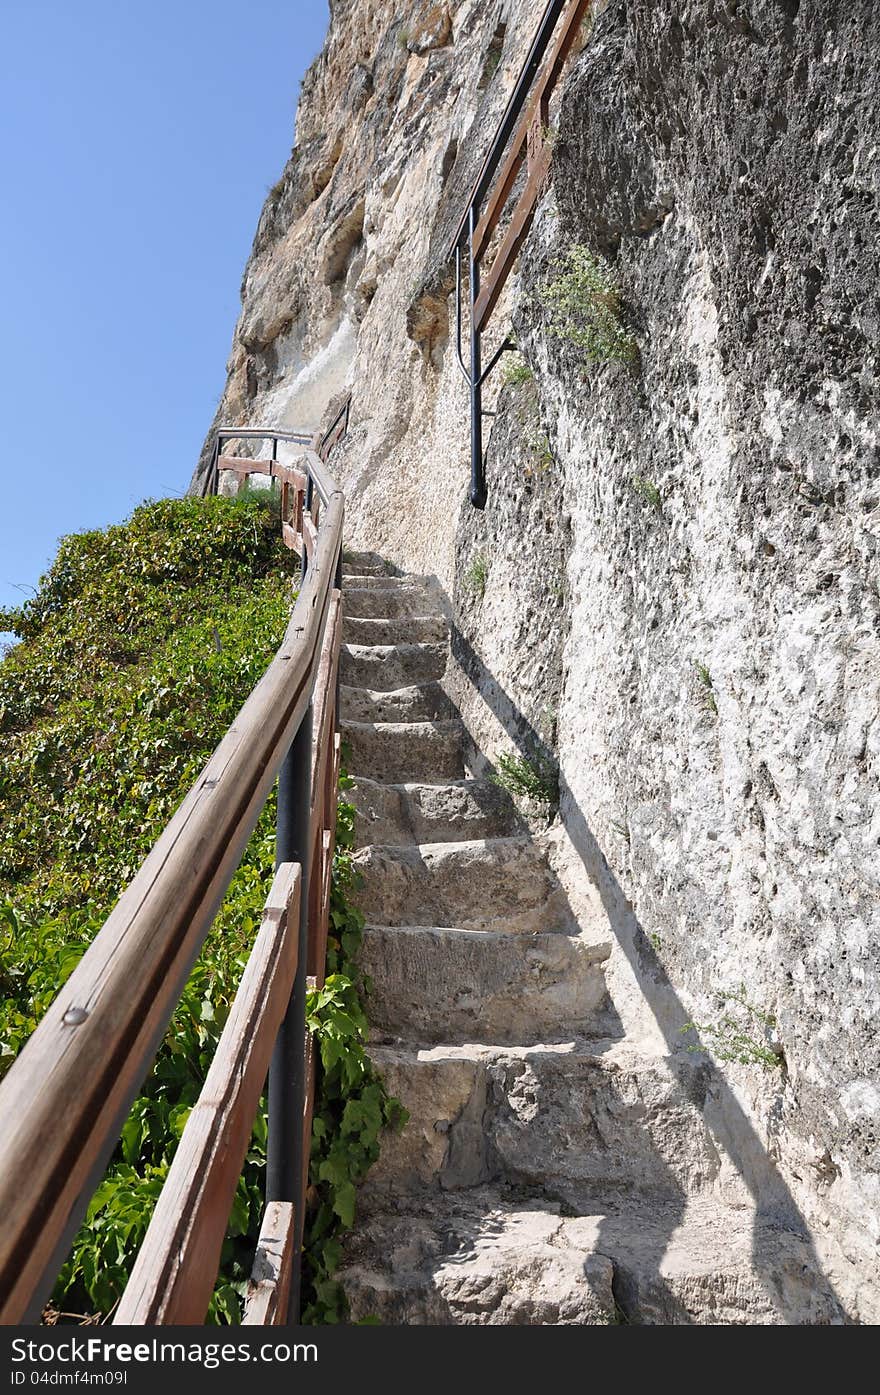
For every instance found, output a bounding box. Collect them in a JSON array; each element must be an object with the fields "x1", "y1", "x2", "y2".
[{"x1": 0, "y1": 416, "x2": 348, "y2": 1326}]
